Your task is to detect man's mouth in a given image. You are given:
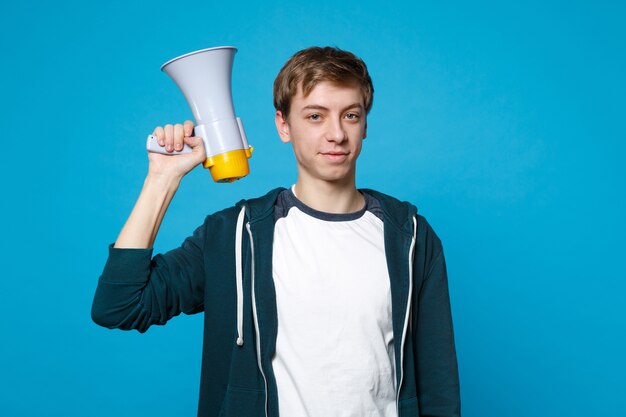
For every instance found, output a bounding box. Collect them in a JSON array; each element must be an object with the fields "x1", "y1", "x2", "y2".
[{"x1": 320, "y1": 151, "x2": 349, "y2": 162}]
